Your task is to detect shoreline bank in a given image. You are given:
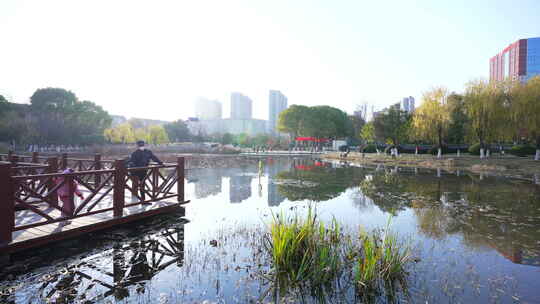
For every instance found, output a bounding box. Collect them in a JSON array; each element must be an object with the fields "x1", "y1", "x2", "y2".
[{"x1": 322, "y1": 152, "x2": 540, "y2": 181}]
